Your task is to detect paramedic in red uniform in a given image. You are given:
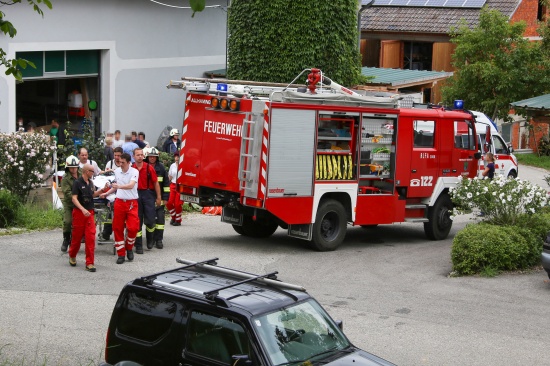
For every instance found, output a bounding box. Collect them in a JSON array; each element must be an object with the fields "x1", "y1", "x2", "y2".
[
  {"x1": 167, "y1": 151, "x2": 183, "y2": 226},
  {"x1": 132, "y1": 148, "x2": 161, "y2": 253},
  {"x1": 100, "y1": 153, "x2": 140, "y2": 264},
  {"x1": 68, "y1": 163, "x2": 104, "y2": 272}
]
